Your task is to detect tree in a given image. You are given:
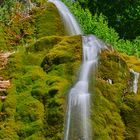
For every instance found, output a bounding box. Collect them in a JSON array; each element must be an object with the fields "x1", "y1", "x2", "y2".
[{"x1": 76, "y1": 0, "x2": 140, "y2": 40}]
